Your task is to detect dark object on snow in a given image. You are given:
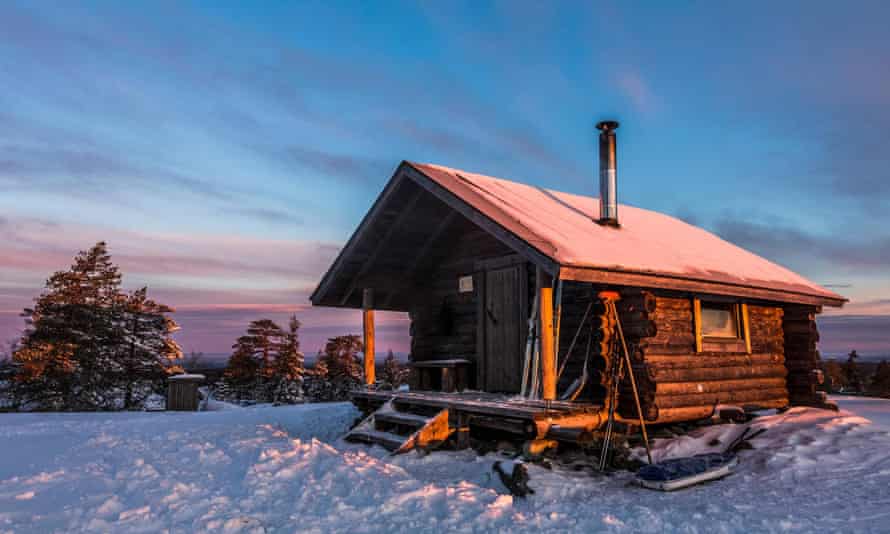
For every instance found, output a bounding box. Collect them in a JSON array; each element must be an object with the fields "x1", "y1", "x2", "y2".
[
  {"x1": 637, "y1": 452, "x2": 739, "y2": 491},
  {"x1": 493, "y1": 461, "x2": 535, "y2": 497},
  {"x1": 167, "y1": 374, "x2": 204, "y2": 411}
]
